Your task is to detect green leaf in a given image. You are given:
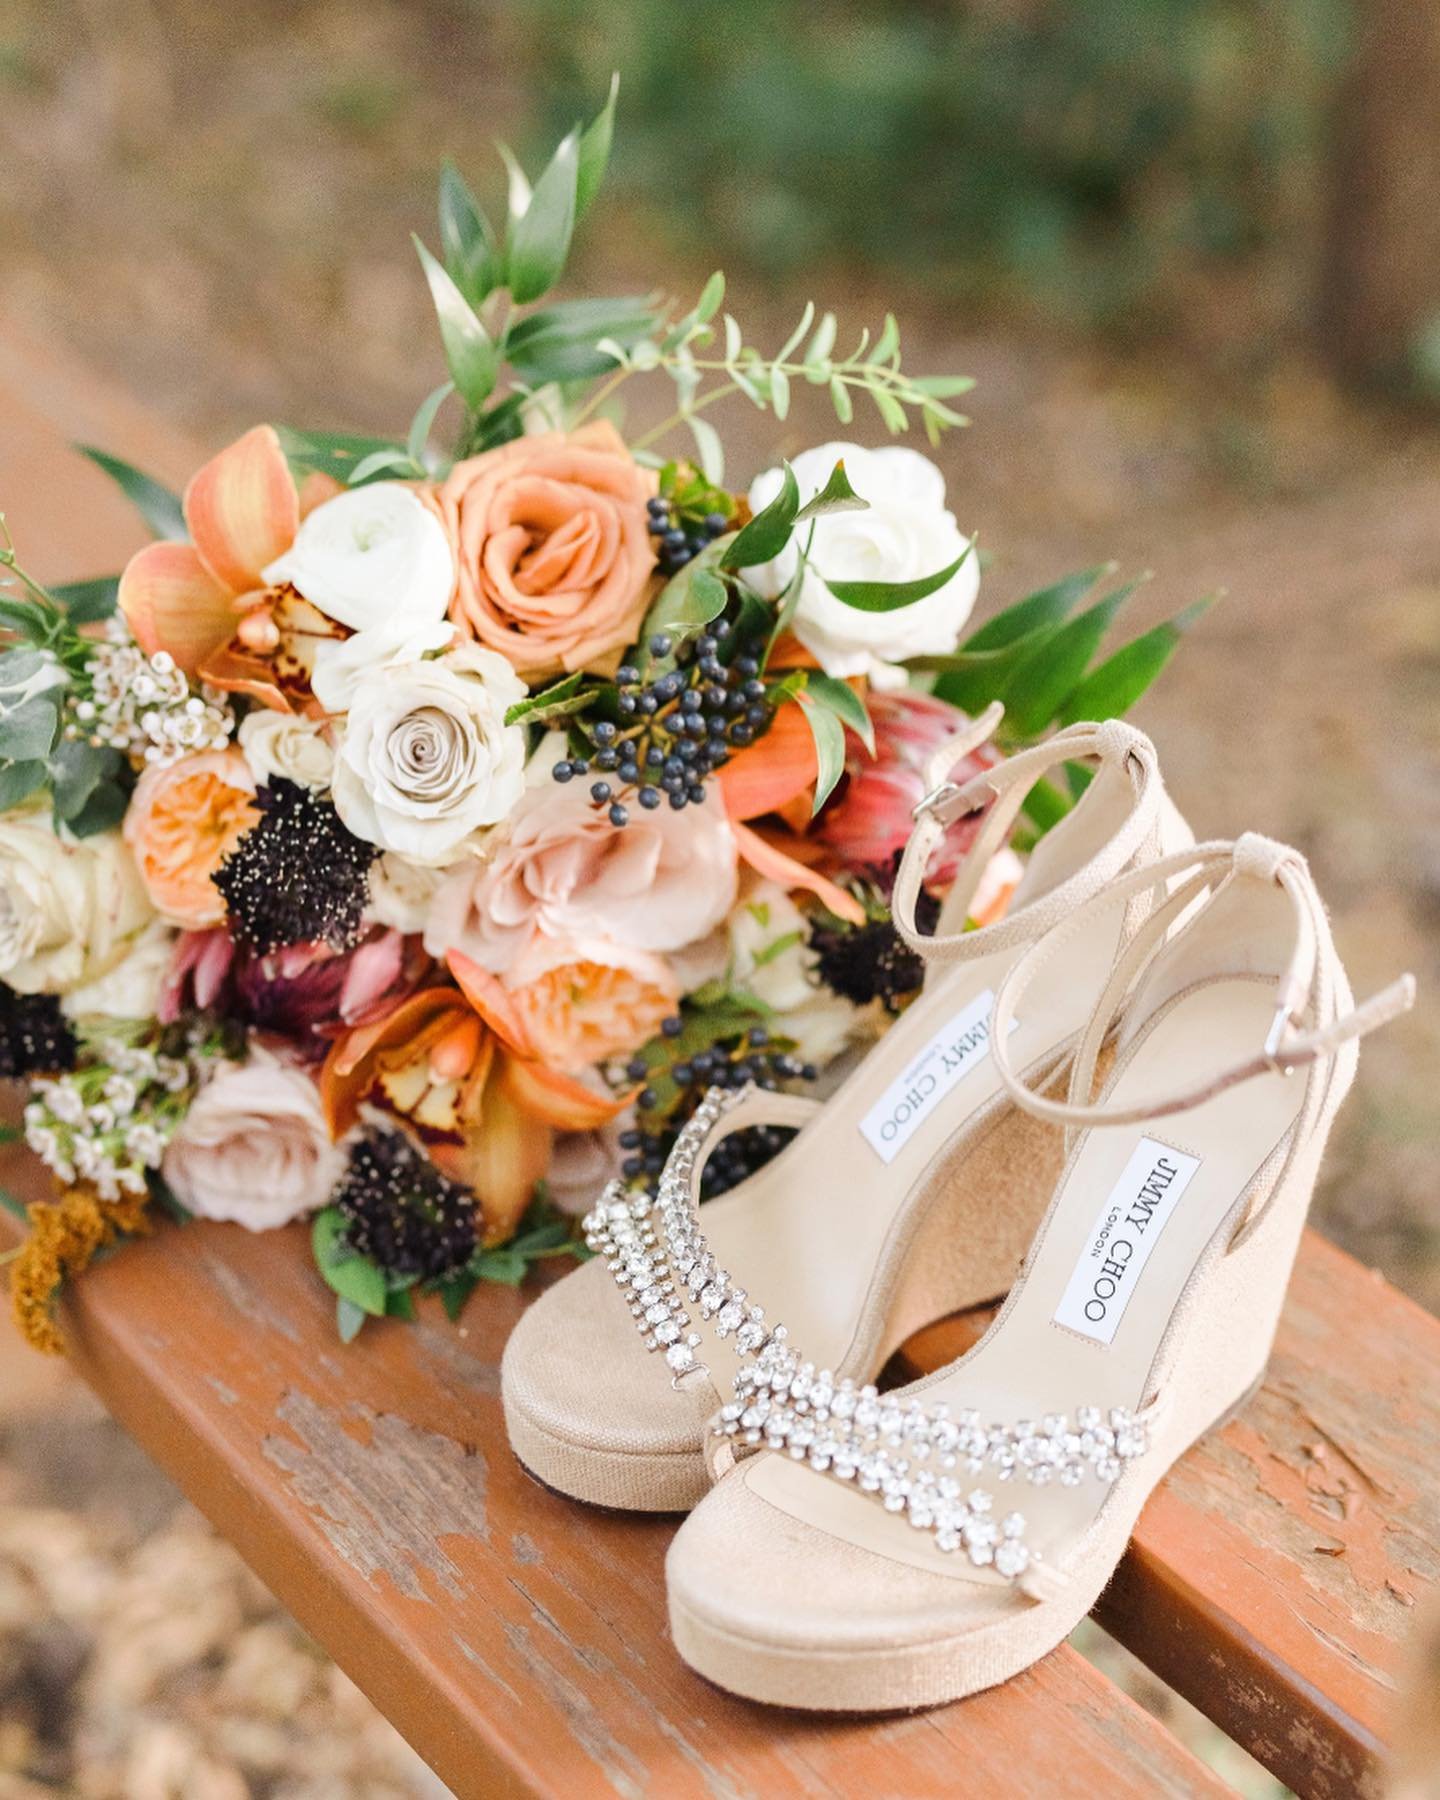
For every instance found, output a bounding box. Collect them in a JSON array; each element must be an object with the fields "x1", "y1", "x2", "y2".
[
  {"x1": 1057, "y1": 598, "x2": 1215, "y2": 726},
  {"x1": 63, "y1": 782, "x2": 129, "y2": 837},
  {"x1": 644, "y1": 556, "x2": 728, "y2": 648},
  {"x1": 763, "y1": 541, "x2": 810, "y2": 667},
  {"x1": 385, "y1": 1286, "x2": 417, "y2": 1321},
  {"x1": 794, "y1": 459, "x2": 869, "y2": 524},
  {"x1": 829, "y1": 374, "x2": 854, "y2": 425},
  {"x1": 506, "y1": 128, "x2": 579, "y2": 304},
  {"x1": 438, "y1": 161, "x2": 503, "y2": 305},
  {"x1": 962, "y1": 566, "x2": 1111, "y2": 652},
  {"x1": 336, "y1": 1296, "x2": 369, "y2": 1343},
  {"x1": 311, "y1": 1207, "x2": 388, "y2": 1316},
  {"x1": 50, "y1": 576, "x2": 119, "y2": 624},
  {"x1": 504, "y1": 296, "x2": 655, "y2": 383},
  {"x1": 0, "y1": 1187, "x2": 28, "y2": 1221},
  {"x1": 1022, "y1": 775, "x2": 1074, "y2": 835},
  {"x1": 347, "y1": 448, "x2": 422, "y2": 485},
  {"x1": 869, "y1": 312, "x2": 900, "y2": 365},
  {"x1": 804, "y1": 671, "x2": 875, "y2": 754},
  {"x1": 437, "y1": 1272, "x2": 478, "y2": 1322},
  {"x1": 796, "y1": 694, "x2": 846, "y2": 814},
  {"x1": 686, "y1": 415, "x2": 724, "y2": 484},
  {"x1": 77, "y1": 447, "x2": 186, "y2": 541},
  {"x1": 504, "y1": 671, "x2": 587, "y2": 726},
  {"x1": 910, "y1": 374, "x2": 977, "y2": 399},
  {"x1": 0, "y1": 696, "x2": 59, "y2": 764},
  {"x1": 413, "y1": 236, "x2": 499, "y2": 410},
  {"x1": 0, "y1": 759, "x2": 46, "y2": 812},
  {"x1": 575, "y1": 72, "x2": 619, "y2": 220},
  {"x1": 999, "y1": 584, "x2": 1137, "y2": 741},
  {"x1": 868, "y1": 385, "x2": 907, "y2": 434},
  {"x1": 275, "y1": 427, "x2": 406, "y2": 483},
  {"x1": 721, "y1": 462, "x2": 799, "y2": 569},
  {"x1": 822, "y1": 546, "x2": 971, "y2": 614},
  {"x1": 693, "y1": 269, "x2": 726, "y2": 325},
  {"x1": 407, "y1": 380, "x2": 455, "y2": 471},
  {"x1": 476, "y1": 1247, "x2": 528, "y2": 1286},
  {"x1": 49, "y1": 739, "x2": 123, "y2": 826}
]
